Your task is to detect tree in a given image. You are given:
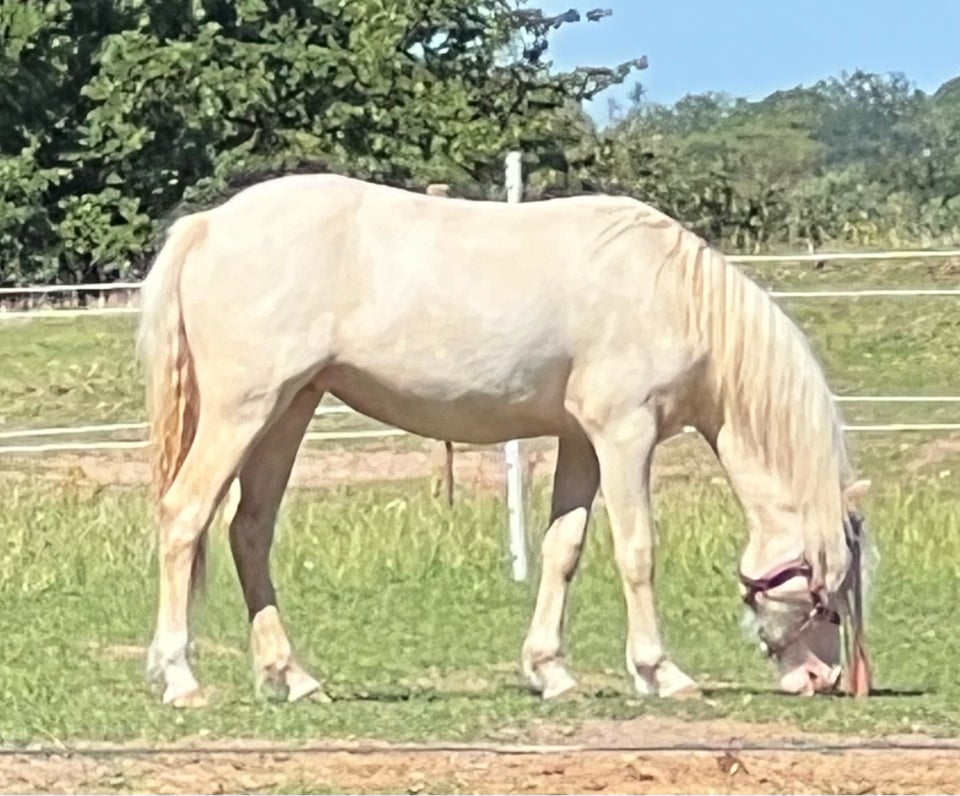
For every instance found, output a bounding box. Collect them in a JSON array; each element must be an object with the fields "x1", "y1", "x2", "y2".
[
  {"x1": 0, "y1": 1, "x2": 647, "y2": 285},
  {"x1": 0, "y1": 0, "x2": 145, "y2": 283},
  {"x1": 573, "y1": 69, "x2": 960, "y2": 252}
]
